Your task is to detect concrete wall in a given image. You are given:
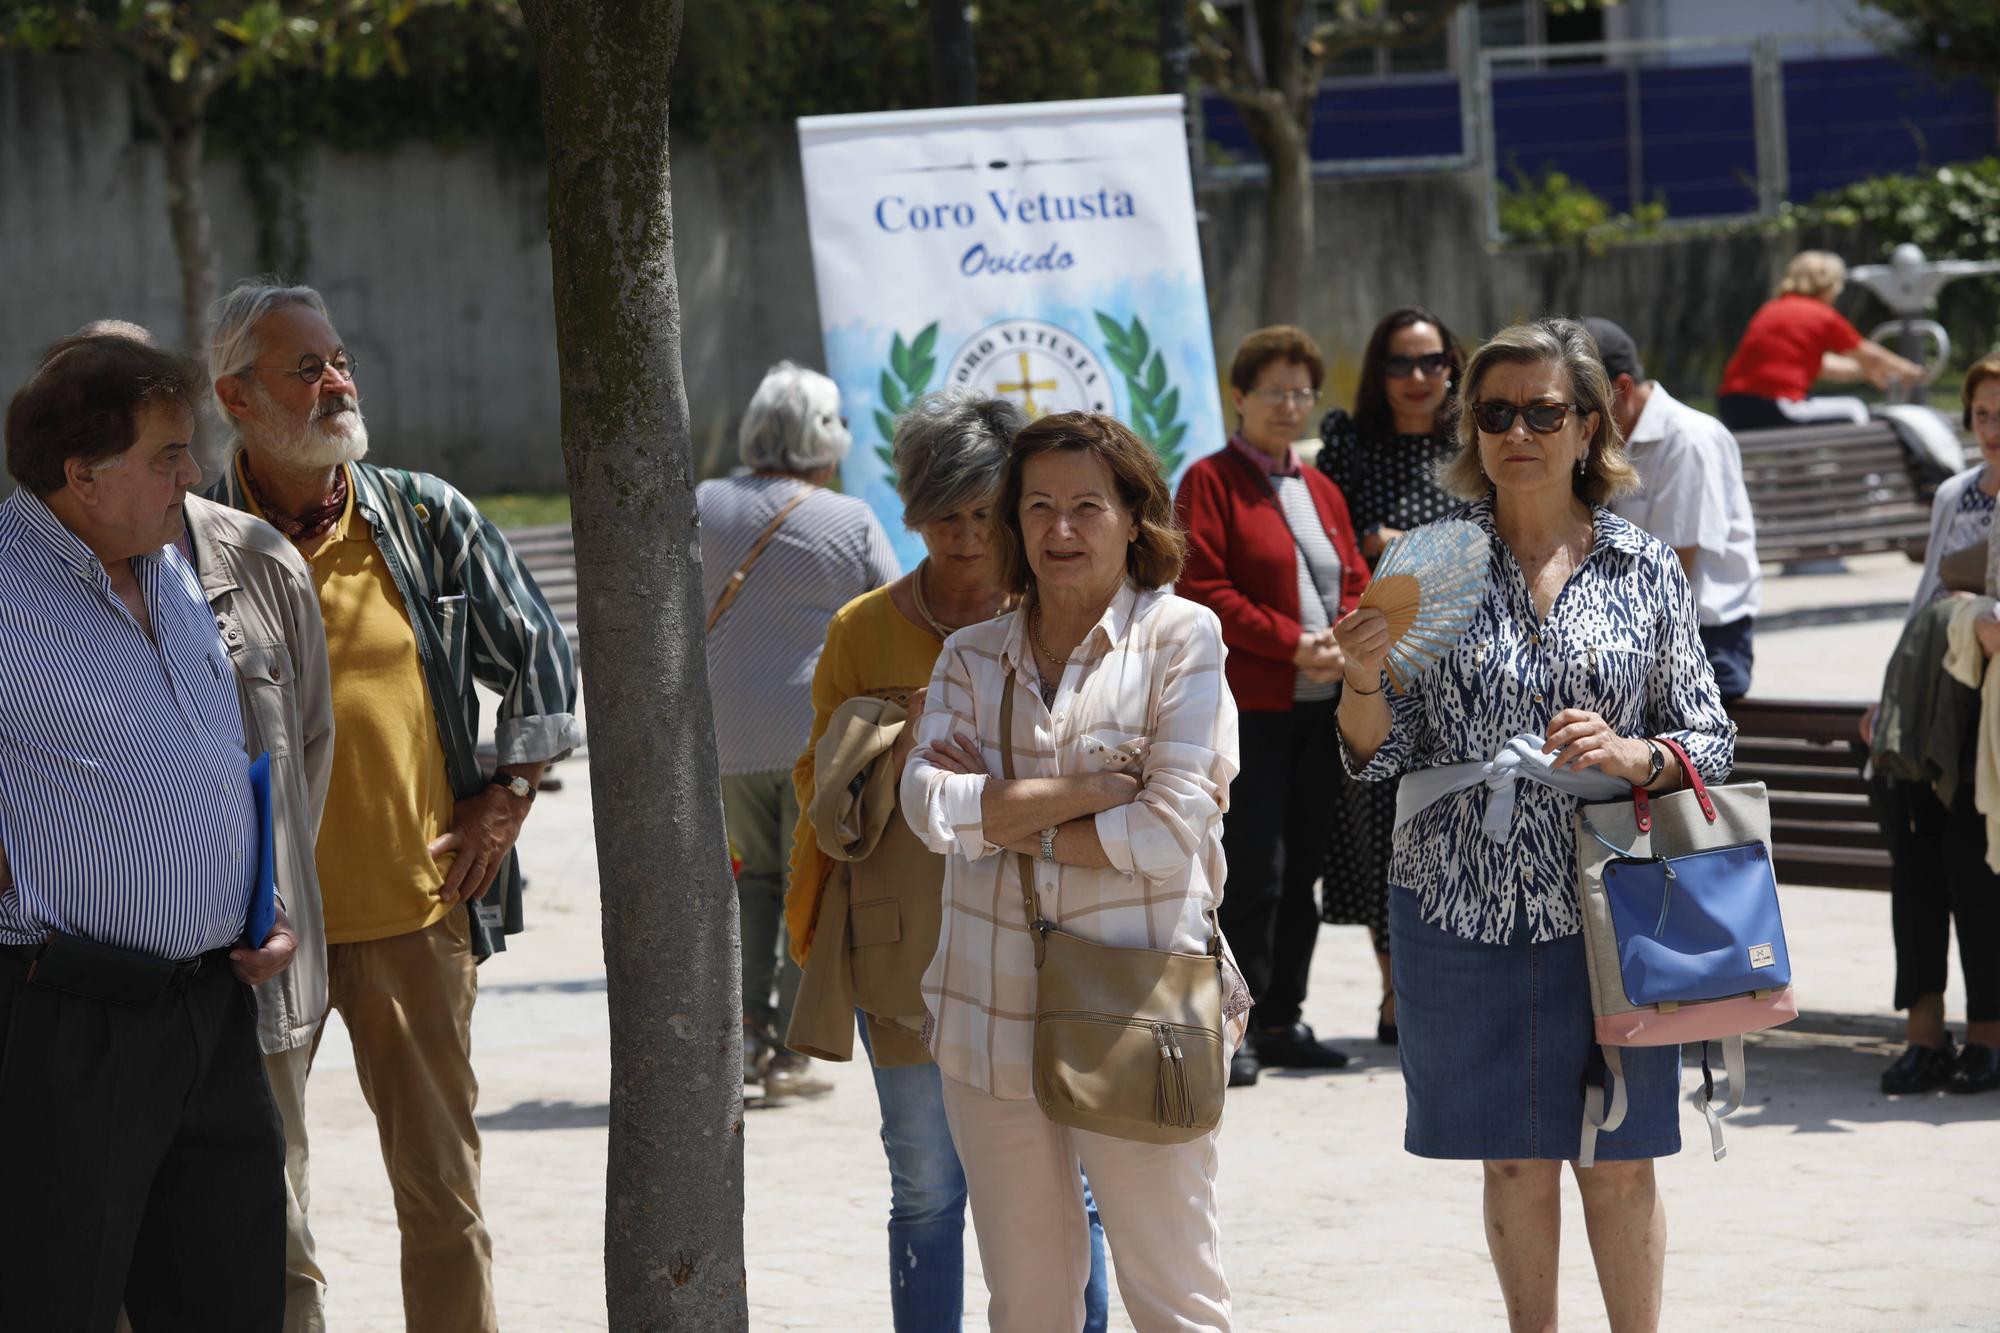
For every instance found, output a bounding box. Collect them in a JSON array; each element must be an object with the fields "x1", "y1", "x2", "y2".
[{"x1": 2, "y1": 51, "x2": 1790, "y2": 498}]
